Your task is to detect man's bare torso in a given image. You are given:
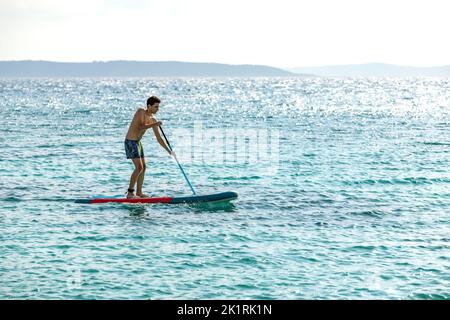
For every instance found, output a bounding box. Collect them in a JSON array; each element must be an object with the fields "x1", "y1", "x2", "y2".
[{"x1": 125, "y1": 107, "x2": 156, "y2": 141}]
